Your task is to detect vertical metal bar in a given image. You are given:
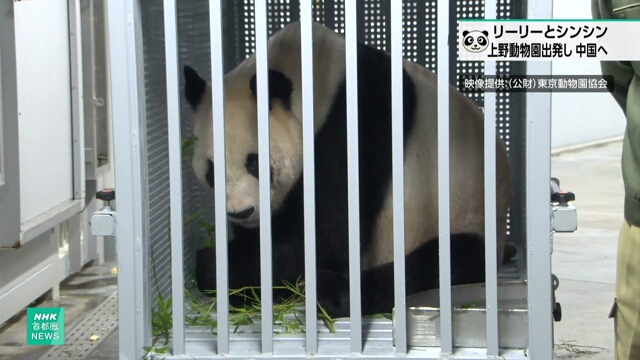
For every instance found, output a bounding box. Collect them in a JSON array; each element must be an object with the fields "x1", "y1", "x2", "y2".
[
  {"x1": 162, "y1": 0, "x2": 185, "y2": 354},
  {"x1": 106, "y1": 0, "x2": 150, "y2": 358},
  {"x1": 254, "y1": 0, "x2": 274, "y2": 353},
  {"x1": 209, "y1": 0, "x2": 230, "y2": 354},
  {"x1": 437, "y1": 0, "x2": 453, "y2": 354},
  {"x1": 390, "y1": 0, "x2": 407, "y2": 354},
  {"x1": 0, "y1": 21, "x2": 3, "y2": 190},
  {"x1": 526, "y1": 0, "x2": 554, "y2": 358},
  {"x1": 344, "y1": 0, "x2": 362, "y2": 353},
  {"x1": 73, "y1": 0, "x2": 93, "y2": 272},
  {"x1": 67, "y1": 0, "x2": 86, "y2": 201},
  {"x1": 484, "y1": 0, "x2": 499, "y2": 356},
  {"x1": 299, "y1": 0, "x2": 318, "y2": 354},
  {"x1": 80, "y1": 0, "x2": 98, "y2": 182},
  {"x1": 0, "y1": 0, "x2": 21, "y2": 250}
]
